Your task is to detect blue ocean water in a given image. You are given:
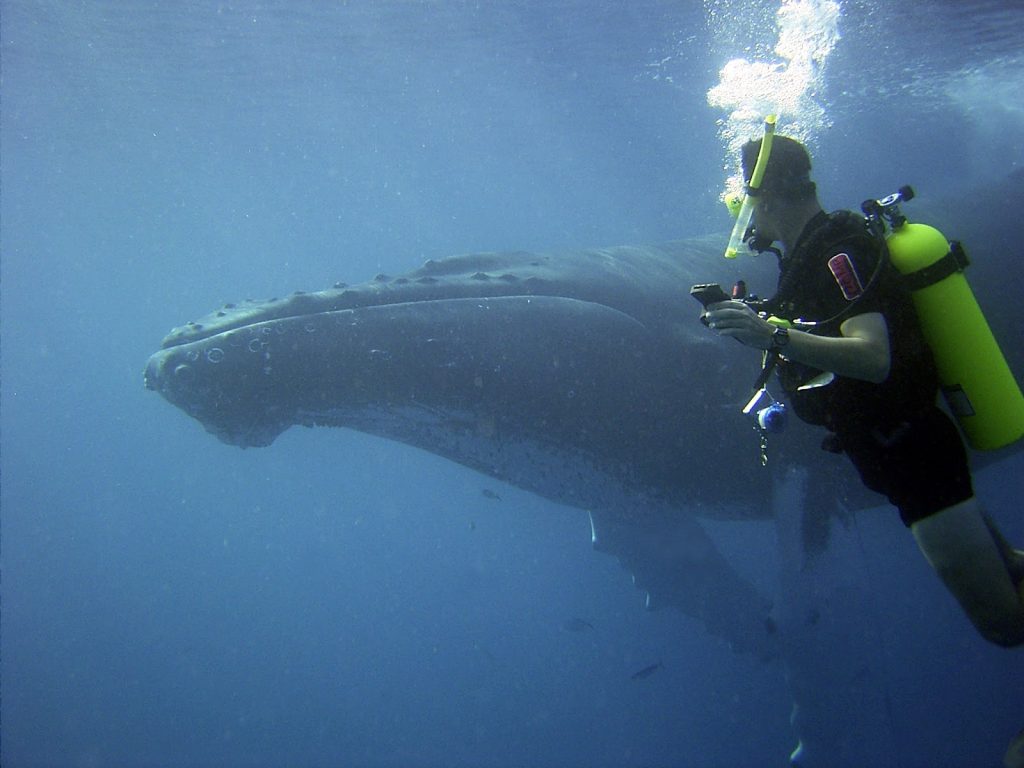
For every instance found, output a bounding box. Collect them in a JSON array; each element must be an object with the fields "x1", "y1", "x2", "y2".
[{"x1": 2, "y1": 1, "x2": 1023, "y2": 766}]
